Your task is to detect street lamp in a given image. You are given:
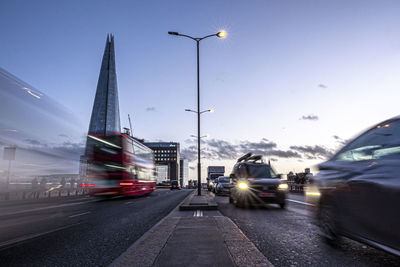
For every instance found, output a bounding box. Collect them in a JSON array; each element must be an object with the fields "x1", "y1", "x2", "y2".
[
  {"x1": 170, "y1": 30, "x2": 226, "y2": 196},
  {"x1": 185, "y1": 108, "x2": 214, "y2": 114},
  {"x1": 190, "y1": 134, "x2": 209, "y2": 138}
]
